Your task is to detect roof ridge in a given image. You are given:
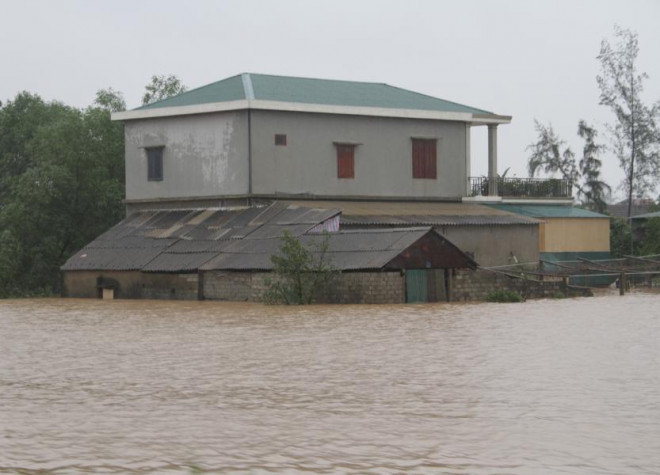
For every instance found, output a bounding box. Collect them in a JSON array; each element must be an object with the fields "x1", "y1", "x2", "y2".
[
  {"x1": 241, "y1": 73, "x2": 255, "y2": 101},
  {"x1": 245, "y1": 72, "x2": 388, "y2": 87}
]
